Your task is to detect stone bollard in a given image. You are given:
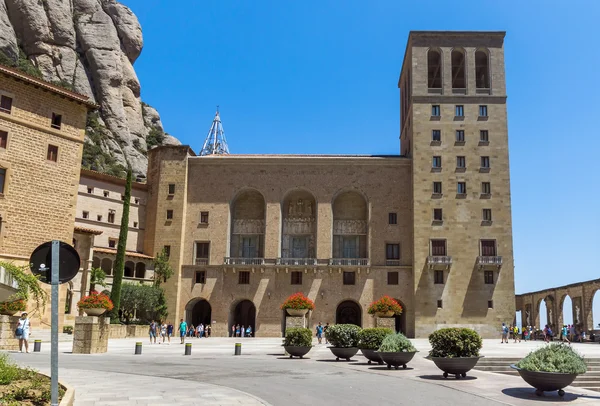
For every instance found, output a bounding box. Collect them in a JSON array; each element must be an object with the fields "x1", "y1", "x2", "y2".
[
  {"x1": 33, "y1": 340, "x2": 42, "y2": 352},
  {"x1": 234, "y1": 342, "x2": 241, "y2": 355},
  {"x1": 135, "y1": 342, "x2": 142, "y2": 355},
  {"x1": 185, "y1": 343, "x2": 192, "y2": 355}
]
